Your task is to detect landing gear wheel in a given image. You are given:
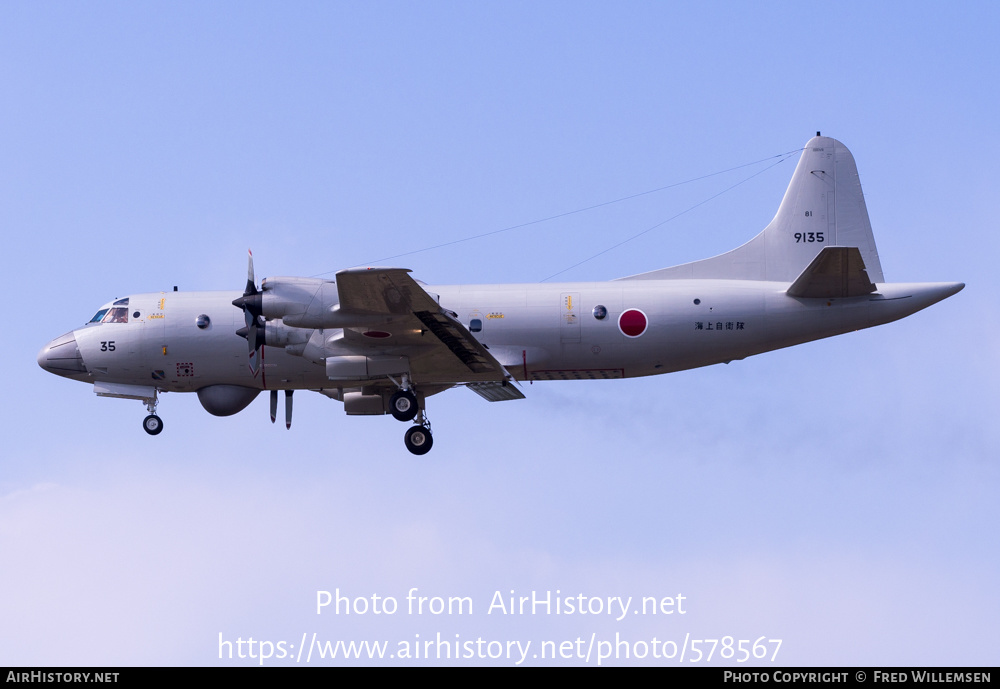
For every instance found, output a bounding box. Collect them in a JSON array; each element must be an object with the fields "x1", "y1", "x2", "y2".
[
  {"x1": 143, "y1": 414, "x2": 164, "y2": 436},
  {"x1": 390, "y1": 390, "x2": 419, "y2": 422},
  {"x1": 404, "y1": 425, "x2": 433, "y2": 455}
]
